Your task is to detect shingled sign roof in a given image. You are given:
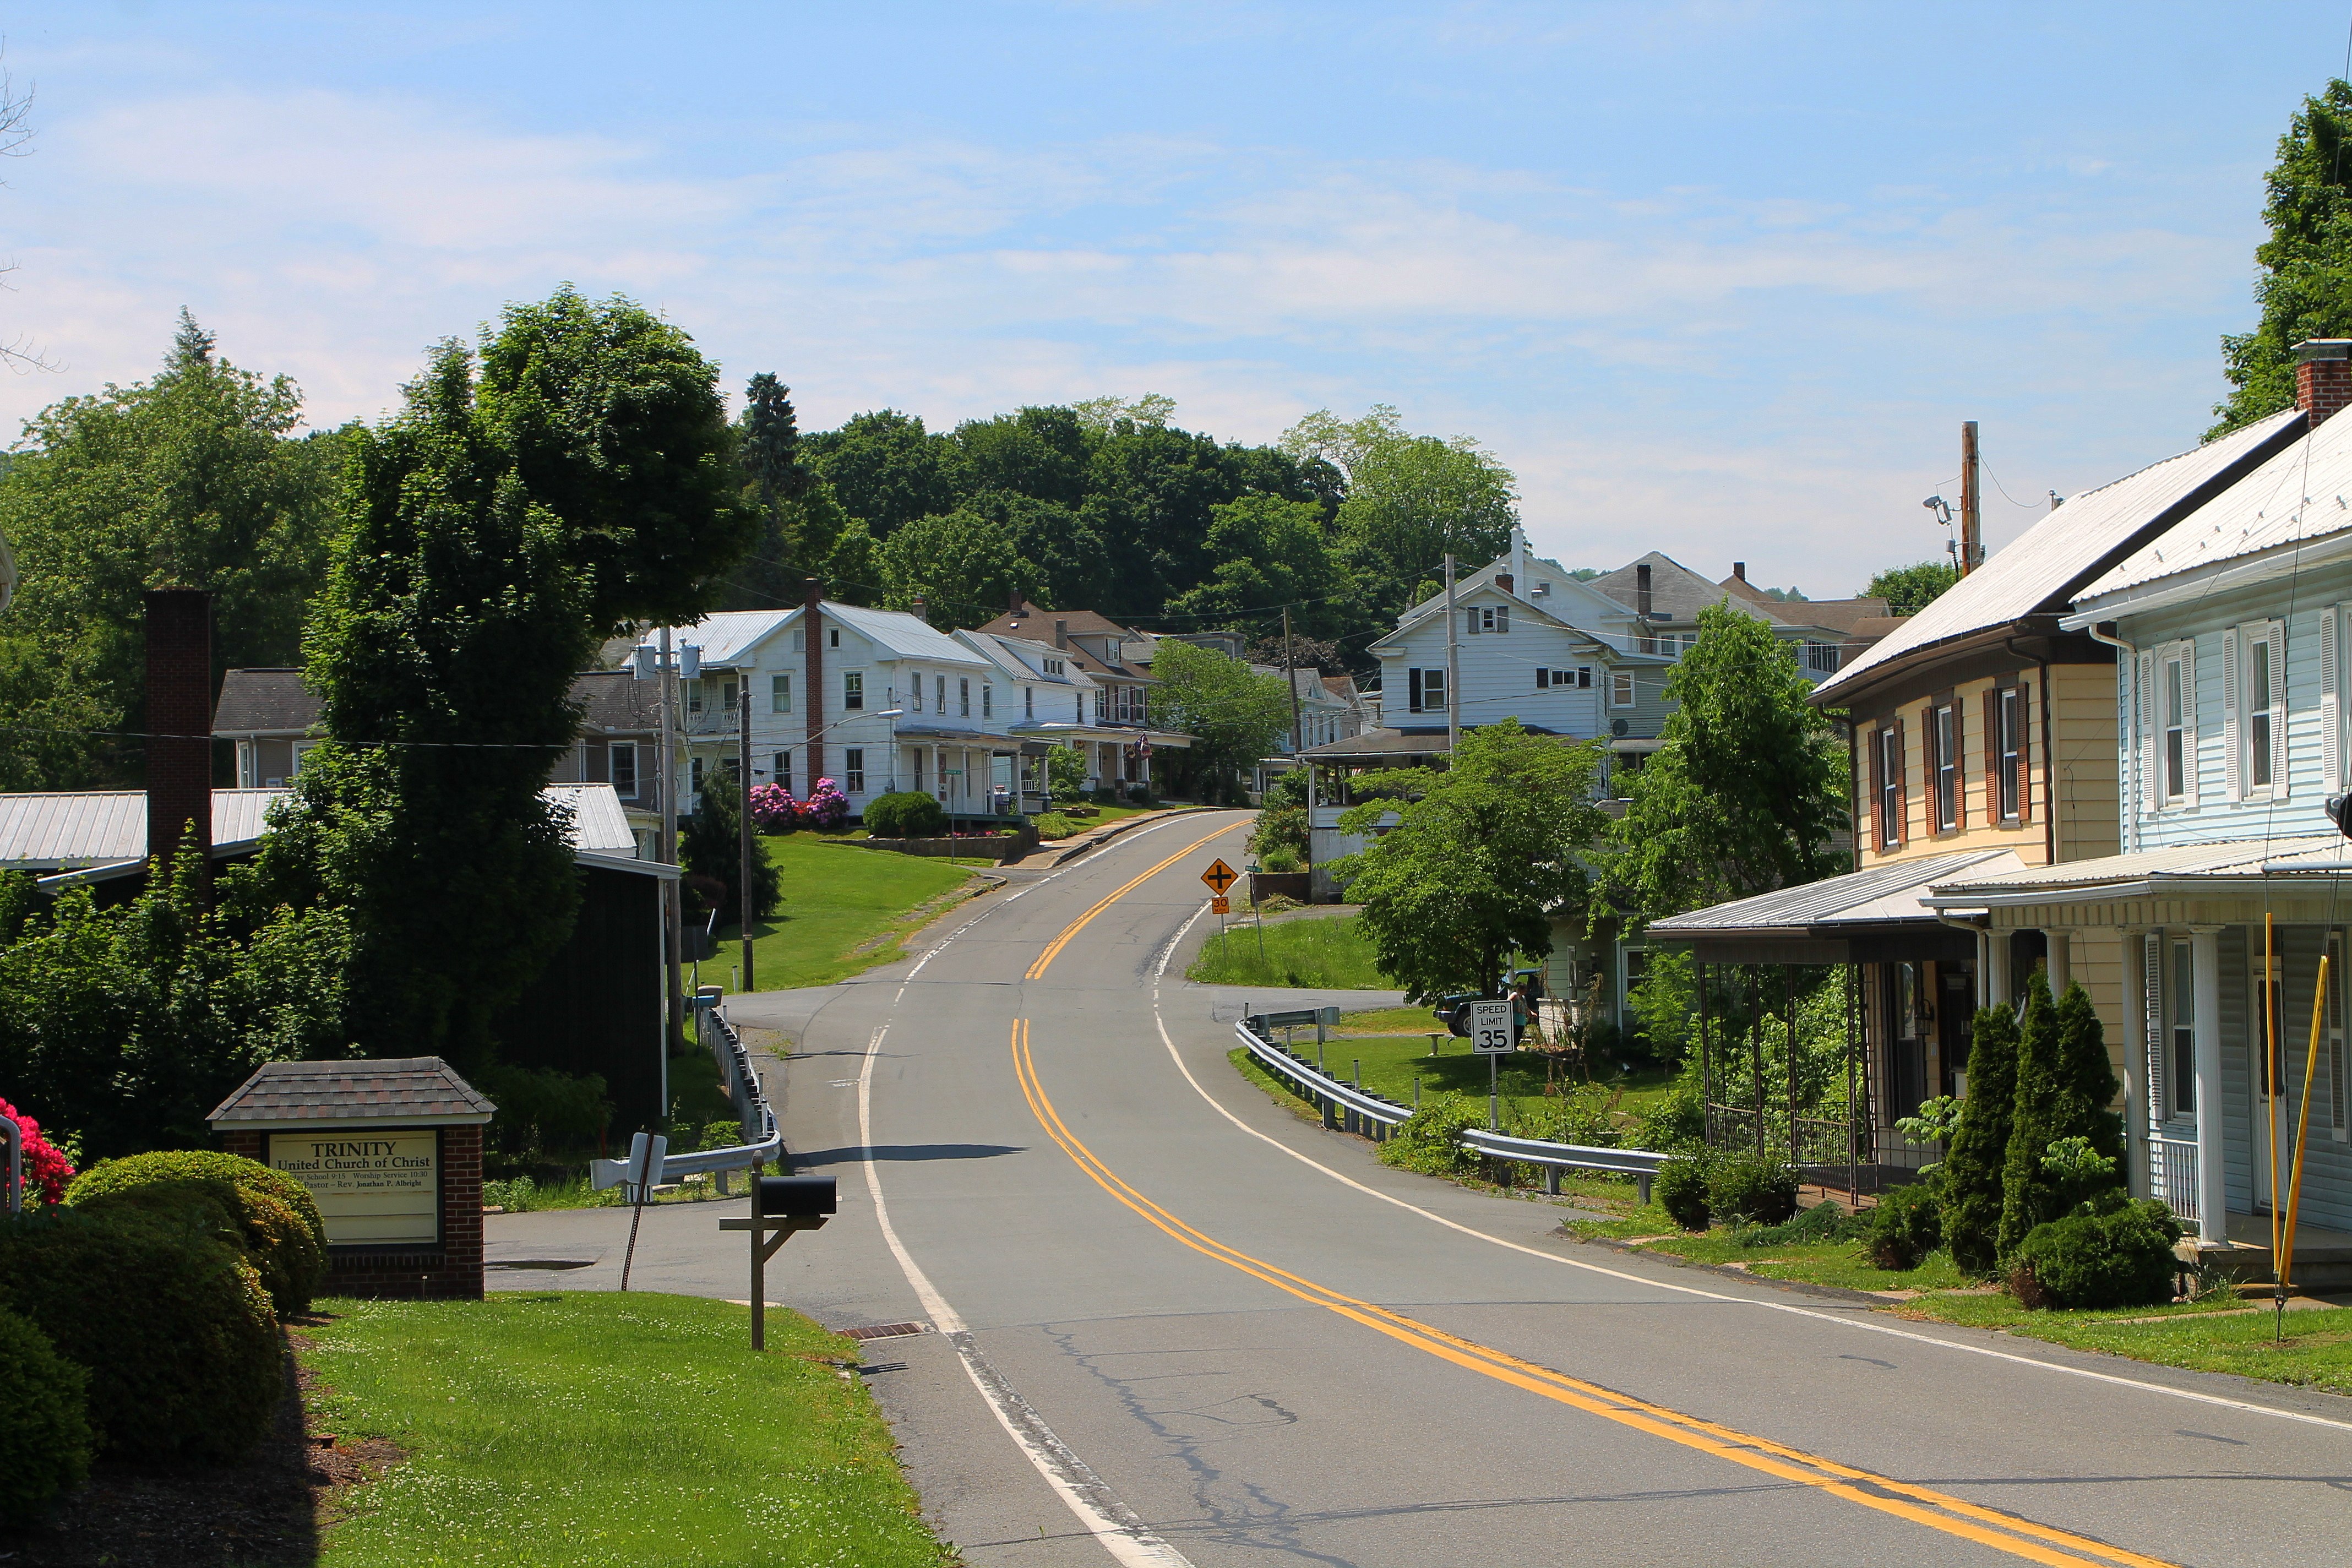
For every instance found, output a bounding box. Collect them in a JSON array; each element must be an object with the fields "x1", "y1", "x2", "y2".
[{"x1": 208, "y1": 1057, "x2": 496, "y2": 1126}]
